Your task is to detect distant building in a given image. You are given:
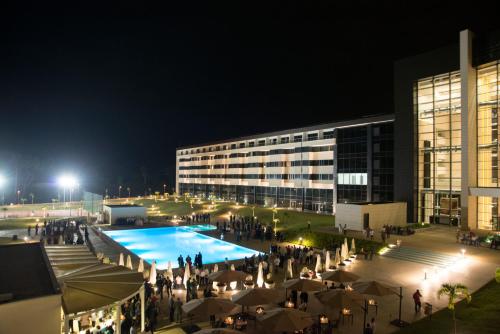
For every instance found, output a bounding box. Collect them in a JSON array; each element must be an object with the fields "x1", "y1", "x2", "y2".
[
  {"x1": 175, "y1": 114, "x2": 394, "y2": 215},
  {"x1": 0, "y1": 243, "x2": 61, "y2": 334},
  {"x1": 103, "y1": 204, "x2": 147, "y2": 225}
]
